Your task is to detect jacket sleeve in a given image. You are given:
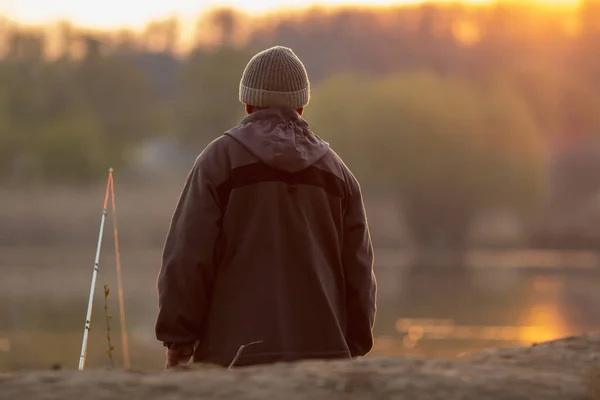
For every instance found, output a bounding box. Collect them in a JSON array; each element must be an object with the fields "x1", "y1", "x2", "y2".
[
  {"x1": 342, "y1": 174, "x2": 377, "y2": 357},
  {"x1": 155, "y1": 153, "x2": 224, "y2": 345}
]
